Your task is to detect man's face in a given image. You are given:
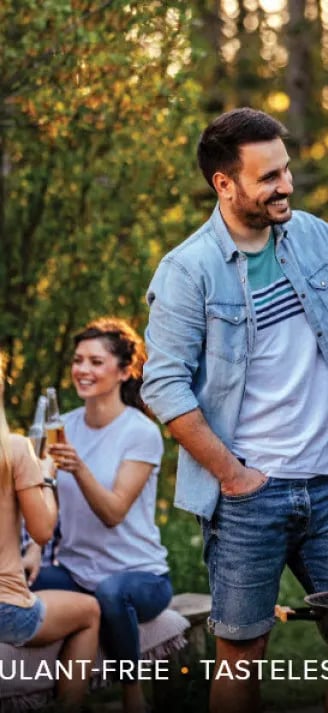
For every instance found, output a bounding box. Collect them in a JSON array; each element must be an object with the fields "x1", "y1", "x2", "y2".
[{"x1": 229, "y1": 138, "x2": 293, "y2": 230}]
